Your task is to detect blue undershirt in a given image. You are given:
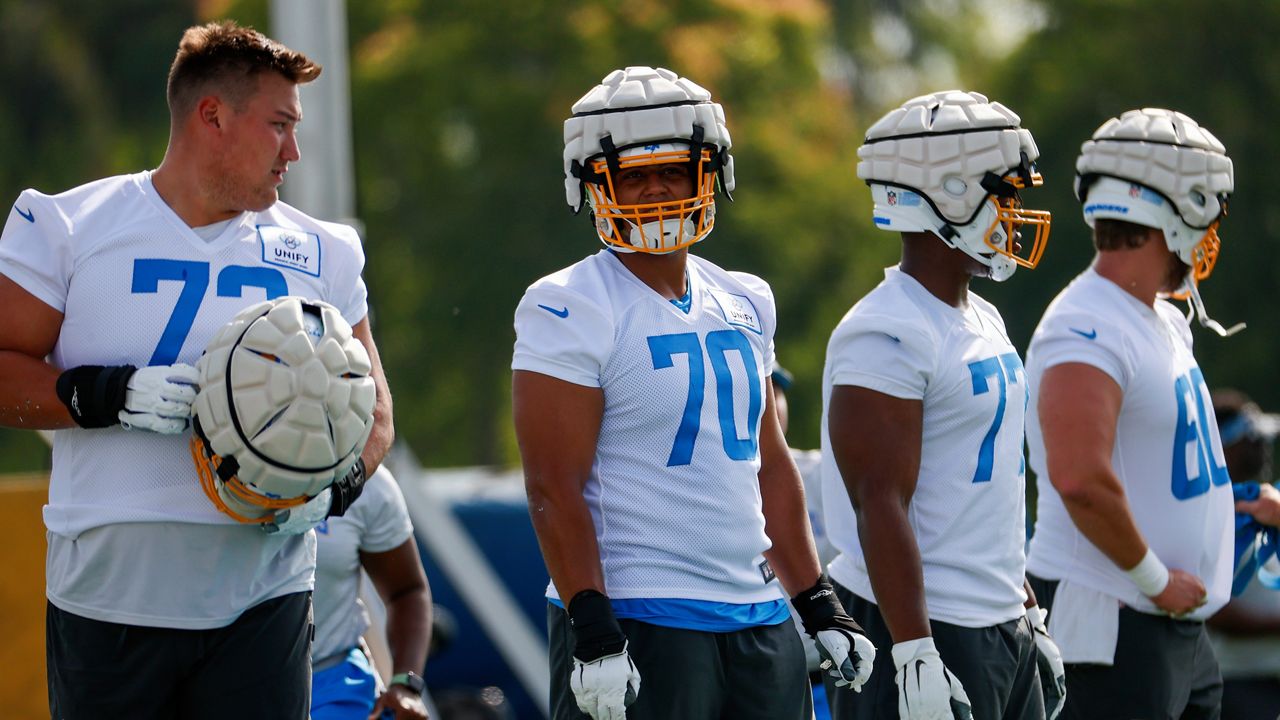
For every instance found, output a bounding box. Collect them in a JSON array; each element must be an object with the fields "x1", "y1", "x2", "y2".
[{"x1": 549, "y1": 596, "x2": 791, "y2": 632}]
